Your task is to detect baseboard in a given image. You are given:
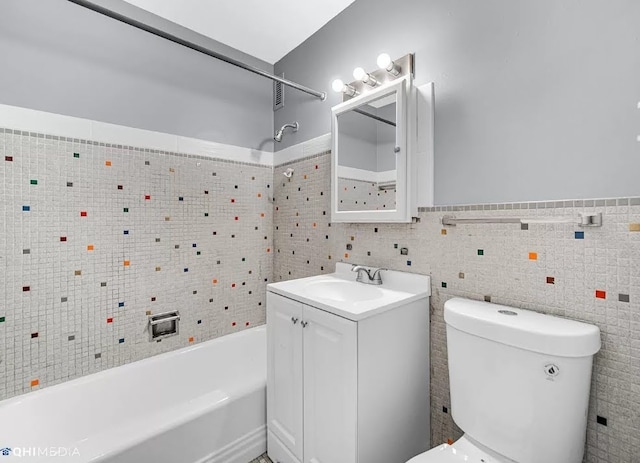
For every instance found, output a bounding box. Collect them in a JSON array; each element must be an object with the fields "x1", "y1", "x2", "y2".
[{"x1": 196, "y1": 425, "x2": 267, "y2": 463}]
